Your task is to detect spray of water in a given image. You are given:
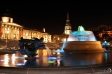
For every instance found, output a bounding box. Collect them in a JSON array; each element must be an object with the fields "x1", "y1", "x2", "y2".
[
  {"x1": 45, "y1": 45, "x2": 51, "y2": 57},
  {"x1": 55, "y1": 43, "x2": 65, "y2": 53},
  {"x1": 67, "y1": 26, "x2": 96, "y2": 41},
  {"x1": 61, "y1": 25, "x2": 98, "y2": 50}
]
